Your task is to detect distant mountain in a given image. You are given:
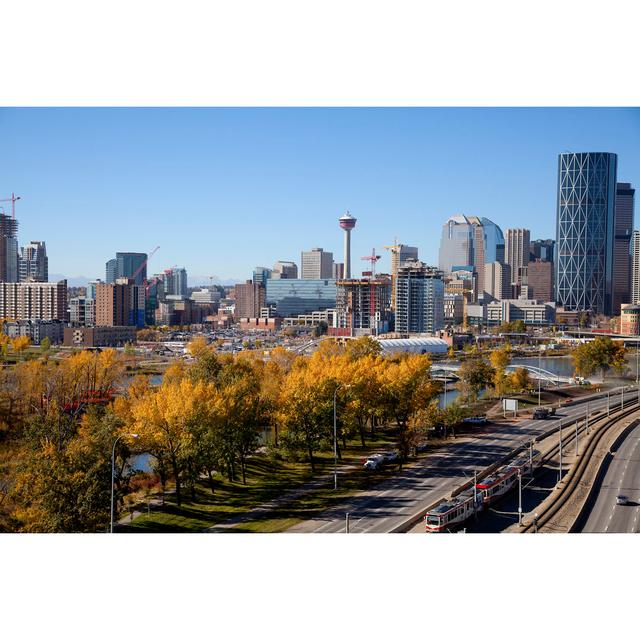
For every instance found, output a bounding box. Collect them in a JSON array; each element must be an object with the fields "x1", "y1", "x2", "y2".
[
  {"x1": 50, "y1": 274, "x2": 92, "y2": 287},
  {"x1": 49, "y1": 274, "x2": 243, "y2": 287},
  {"x1": 189, "y1": 275, "x2": 242, "y2": 287}
]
